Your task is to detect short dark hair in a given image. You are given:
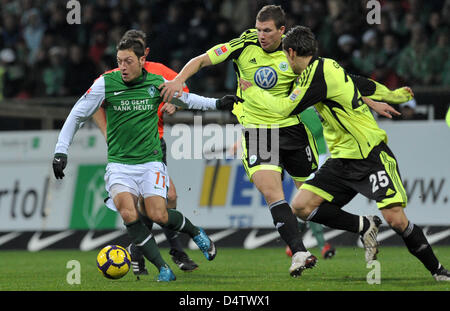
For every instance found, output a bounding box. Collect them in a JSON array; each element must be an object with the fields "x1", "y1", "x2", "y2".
[
  {"x1": 256, "y1": 5, "x2": 285, "y2": 29},
  {"x1": 121, "y1": 29, "x2": 147, "y2": 47},
  {"x1": 282, "y1": 26, "x2": 318, "y2": 57},
  {"x1": 116, "y1": 38, "x2": 145, "y2": 58}
]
